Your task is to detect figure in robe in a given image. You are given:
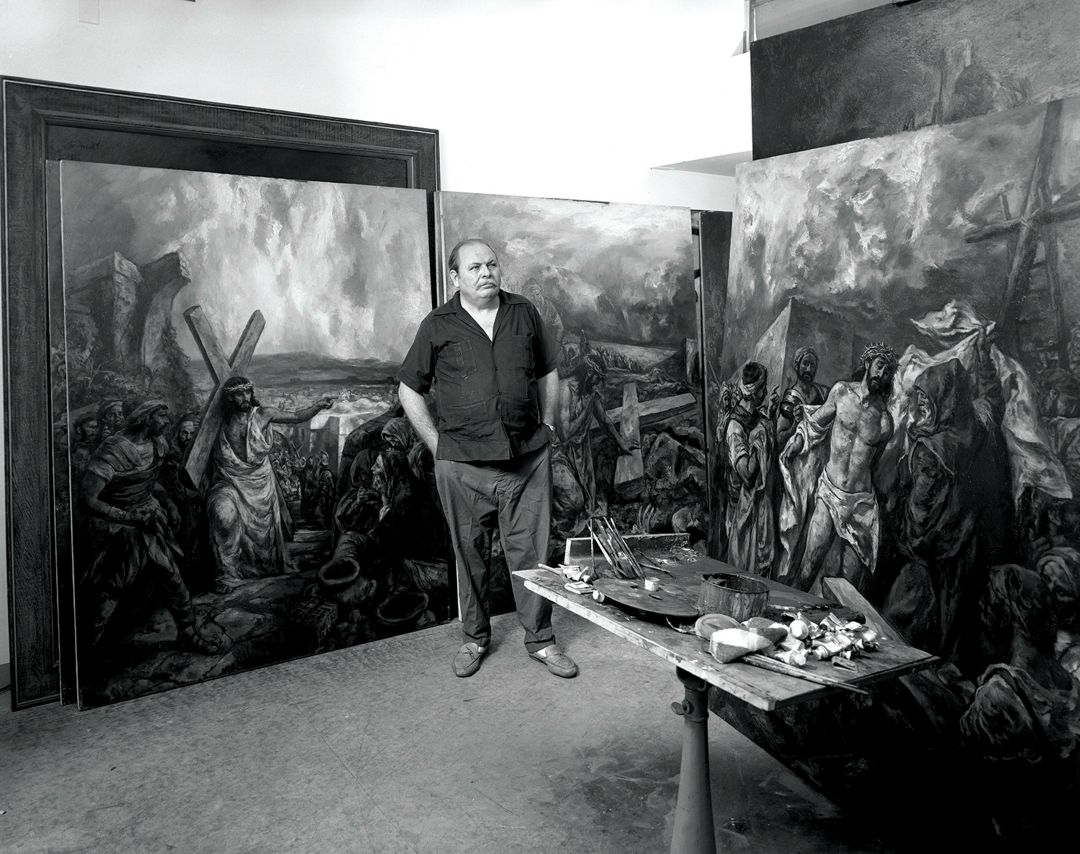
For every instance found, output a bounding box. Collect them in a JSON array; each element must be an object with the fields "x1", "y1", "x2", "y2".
[
  {"x1": 723, "y1": 362, "x2": 778, "y2": 576},
  {"x1": 881, "y1": 350, "x2": 1005, "y2": 666},
  {"x1": 207, "y1": 377, "x2": 333, "y2": 592},
  {"x1": 78, "y1": 400, "x2": 222, "y2": 653}
]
